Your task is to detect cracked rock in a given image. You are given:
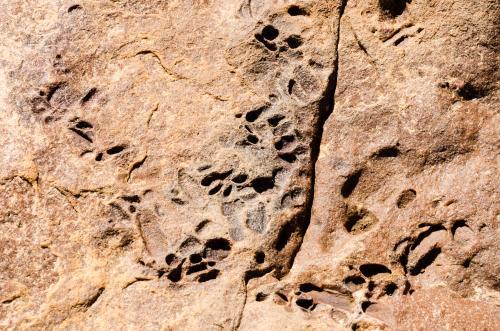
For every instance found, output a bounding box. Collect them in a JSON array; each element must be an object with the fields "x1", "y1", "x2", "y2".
[{"x1": 0, "y1": 0, "x2": 498, "y2": 330}]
